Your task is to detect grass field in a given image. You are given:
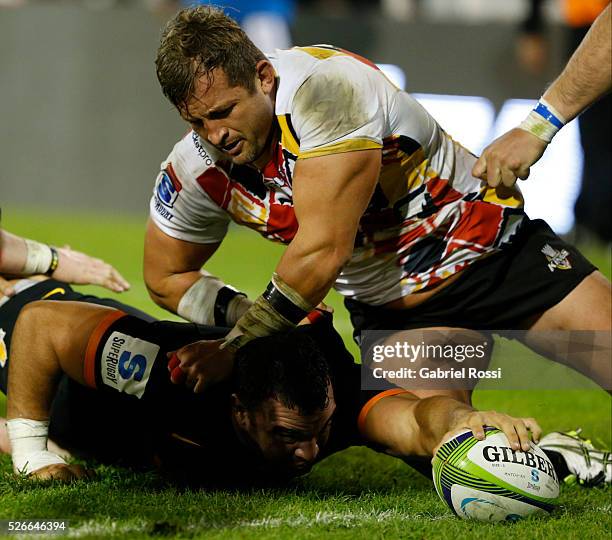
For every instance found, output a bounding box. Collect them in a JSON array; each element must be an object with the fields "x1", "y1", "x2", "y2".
[{"x1": 0, "y1": 208, "x2": 610, "y2": 539}]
